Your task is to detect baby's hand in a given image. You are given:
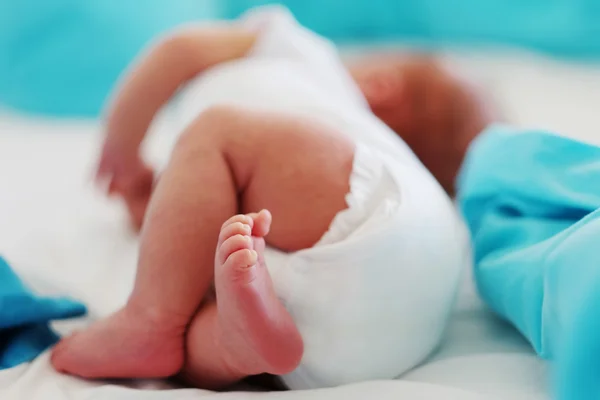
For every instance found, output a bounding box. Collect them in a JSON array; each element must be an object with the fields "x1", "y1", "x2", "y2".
[
  {"x1": 96, "y1": 139, "x2": 154, "y2": 198},
  {"x1": 96, "y1": 139, "x2": 155, "y2": 230}
]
